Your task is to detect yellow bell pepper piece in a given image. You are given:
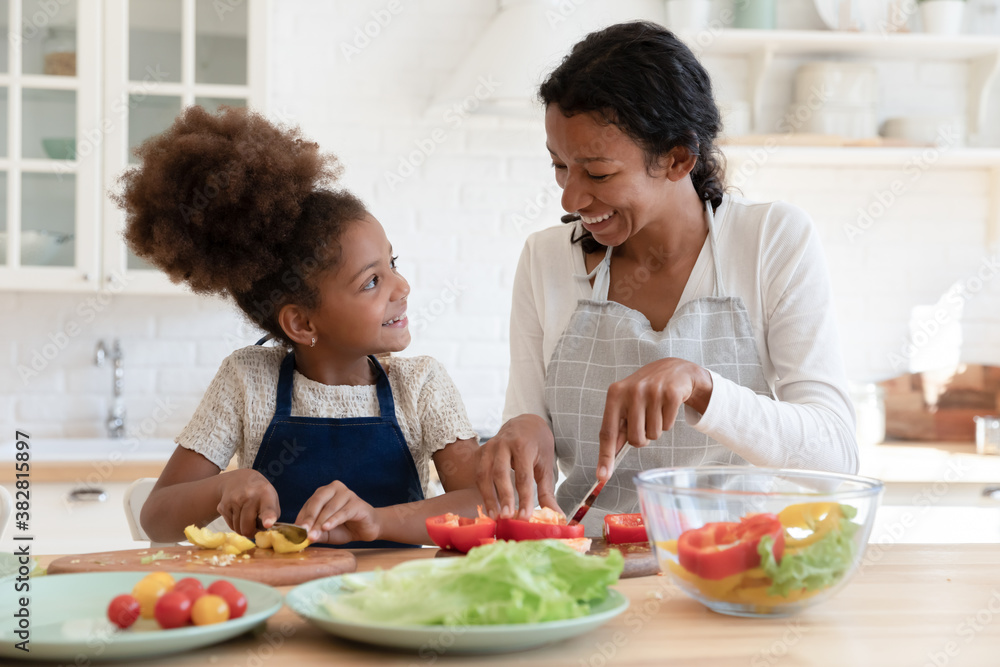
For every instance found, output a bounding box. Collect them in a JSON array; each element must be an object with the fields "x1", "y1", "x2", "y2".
[
  {"x1": 224, "y1": 532, "x2": 257, "y2": 553},
  {"x1": 184, "y1": 524, "x2": 226, "y2": 549},
  {"x1": 254, "y1": 529, "x2": 310, "y2": 553},
  {"x1": 778, "y1": 502, "x2": 841, "y2": 549},
  {"x1": 184, "y1": 524, "x2": 257, "y2": 553}
]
